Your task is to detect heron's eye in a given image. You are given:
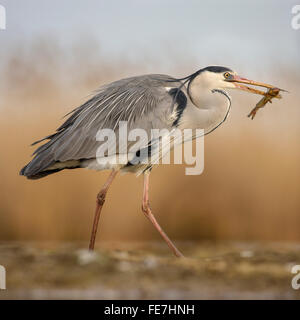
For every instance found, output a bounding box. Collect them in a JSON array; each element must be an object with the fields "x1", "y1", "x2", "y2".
[{"x1": 224, "y1": 72, "x2": 231, "y2": 79}]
